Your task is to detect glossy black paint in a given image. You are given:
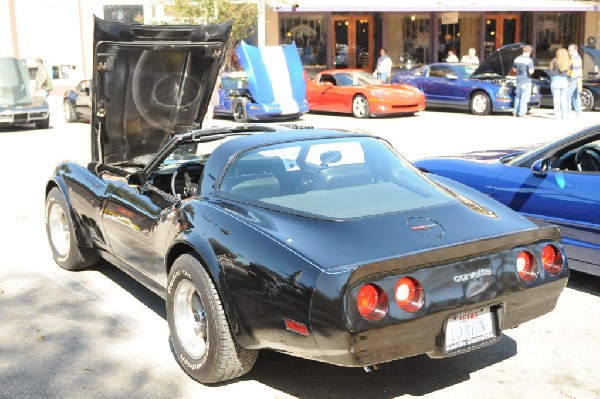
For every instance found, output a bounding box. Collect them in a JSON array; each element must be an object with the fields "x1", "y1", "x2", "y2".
[{"x1": 47, "y1": 125, "x2": 569, "y2": 367}]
